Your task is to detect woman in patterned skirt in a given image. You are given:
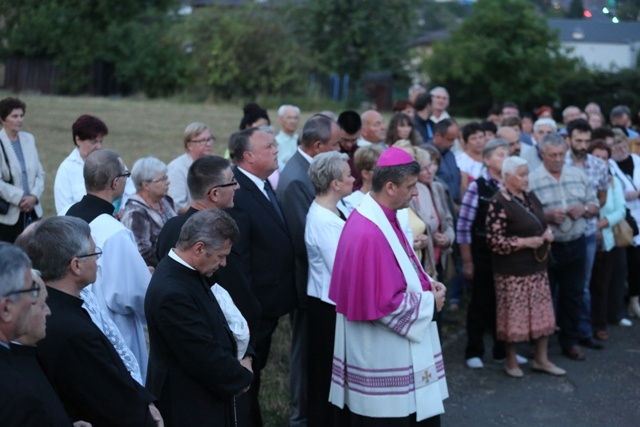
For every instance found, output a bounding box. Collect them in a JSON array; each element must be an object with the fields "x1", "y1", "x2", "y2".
[{"x1": 486, "y1": 156, "x2": 565, "y2": 378}]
